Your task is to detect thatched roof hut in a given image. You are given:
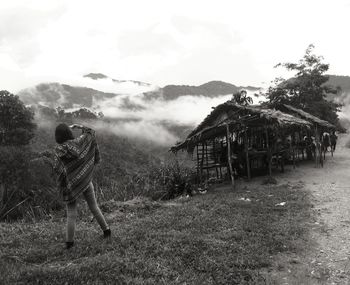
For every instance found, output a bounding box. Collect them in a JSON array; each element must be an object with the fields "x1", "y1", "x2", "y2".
[
  {"x1": 171, "y1": 100, "x2": 332, "y2": 186},
  {"x1": 172, "y1": 101, "x2": 312, "y2": 152},
  {"x1": 276, "y1": 104, "x2": 335, "y2": 130}
]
